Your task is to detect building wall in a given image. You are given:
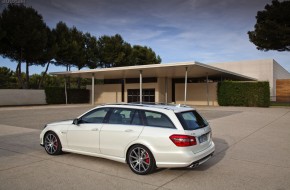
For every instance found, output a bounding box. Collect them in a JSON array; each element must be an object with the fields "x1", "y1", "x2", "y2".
[
  {"x1": 87, "y1": 84, "x2": 122, "y2": 104},
  {"x1": 175, "y1": 83, "x2": 218, "y2": 106},
  {"x1": 210, "y1": 59, "x2": 290, "y2": 98},
  {"x1": 88, "y1": 80, "x2": 217, "y2": 105},
  {"x1": 88, "y1": 77, "x2": 173, "y2": 104},
  {"x1": 0, "y1": 89, "x2": 46, "y2": 106},
  {"x1": 157, "y1": 78, "x2": 172, "y2": 103}
]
